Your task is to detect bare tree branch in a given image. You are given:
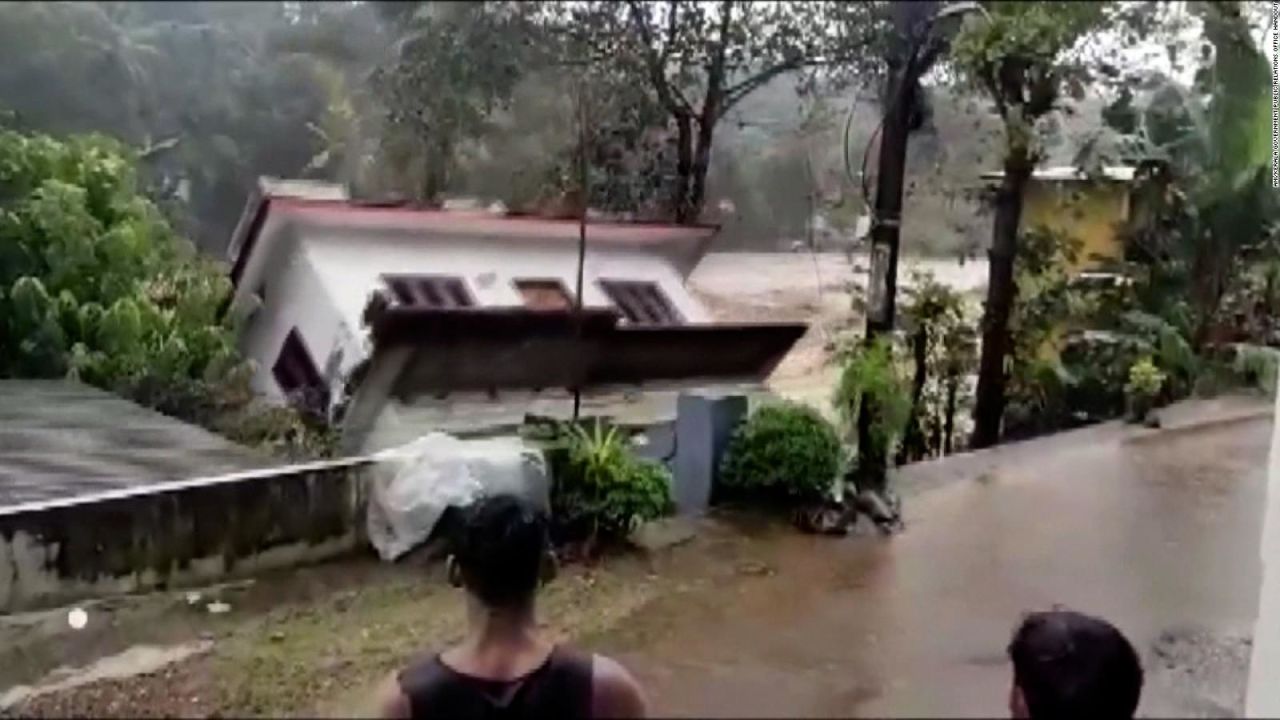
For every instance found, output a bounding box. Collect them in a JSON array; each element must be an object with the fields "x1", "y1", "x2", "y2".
[
  {"x1": 626, "y1": 0, "x2": 694, "y2": 117},
  {"x1": 720, "y1": 36, "x2": 880, "y2": 115},
  {"x1": 138, "y1": 136, "x2": 181, "y2": 159},
  {"x1": 721, "y1": 59, "x2": 806, "y2": 113},
  {"x1": 701, "y1": 0, "x2": 734, "y2": 122},
  {"x1": 664, "y1": 0, "x2": 679, "y2": 60}
]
